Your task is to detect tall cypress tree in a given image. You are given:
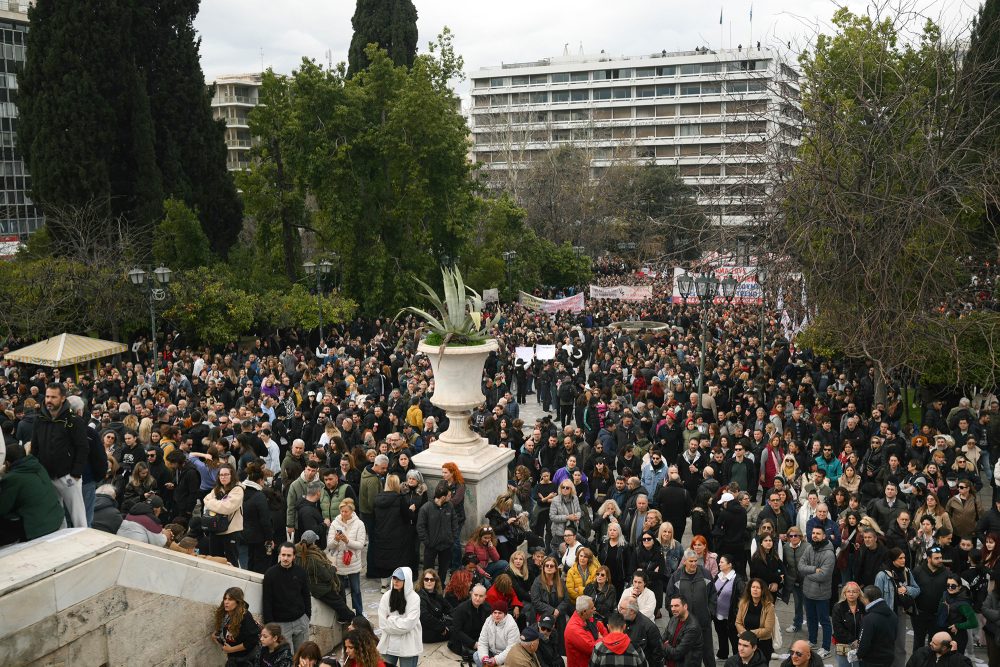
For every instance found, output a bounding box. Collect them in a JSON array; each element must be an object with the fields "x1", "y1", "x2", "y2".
[
  {"x1": 136, "y1": 0, "x2": 242, "y2": 255},
  {"x1": 963, "y1": 0, "x2": 1000, "y2": 243},
  {"x1": 347, "y1": 0, "x2": 419, "y2": 77},
  {"x1": 19, "y1": 0, "x2": 163, "y2": 243}
]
